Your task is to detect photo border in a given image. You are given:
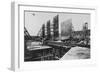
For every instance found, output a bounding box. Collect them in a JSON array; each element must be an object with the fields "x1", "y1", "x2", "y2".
[{"x1": 11, "y1": 2, "x2": 97, "y2": 71}]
